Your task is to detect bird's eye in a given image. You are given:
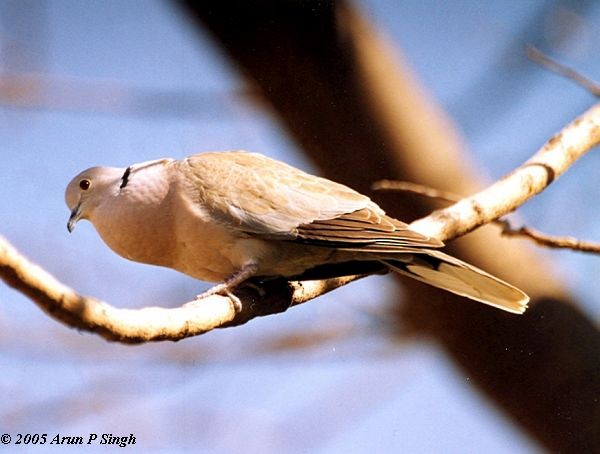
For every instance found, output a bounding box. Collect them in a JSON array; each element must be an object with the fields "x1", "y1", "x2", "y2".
[{"x1": 79, "y1": 179, "x2": 91, "y2": 190}]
